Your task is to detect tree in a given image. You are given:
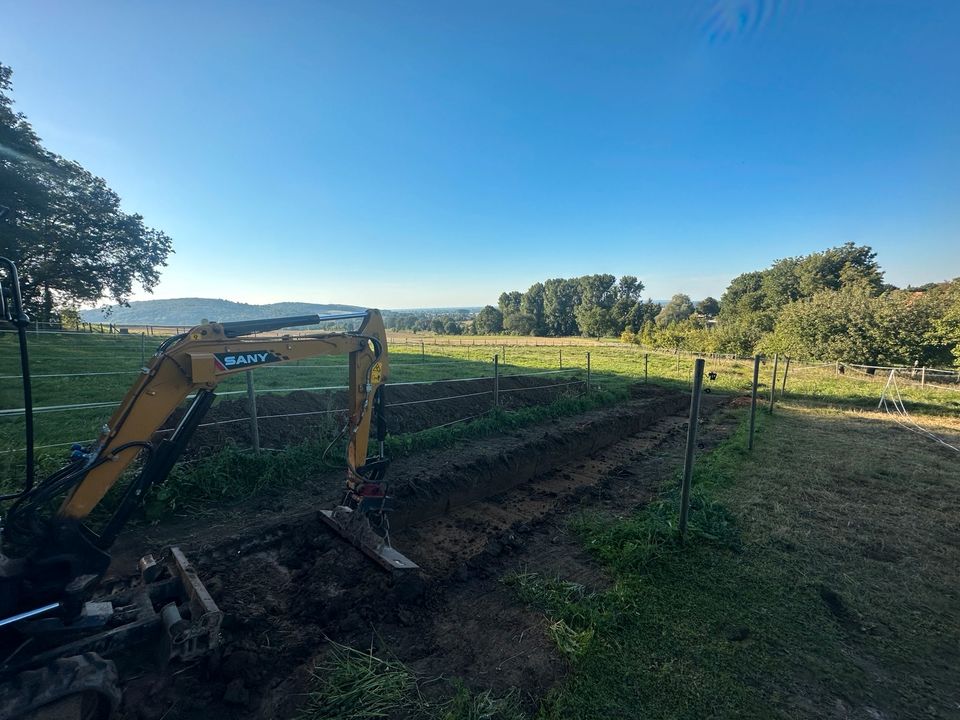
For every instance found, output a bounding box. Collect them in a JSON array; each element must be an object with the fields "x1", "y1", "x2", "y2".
[
  {"x1": 504, "y1": 312, "x2": 537, "y2": 335},
  {"x1": 796, "y1": 243, "x2": 884, "y2": 297},
  {"x1": 696, "y1": 296, "x2": 720, "y2": 317},
  {"x1": 0, "y1": 63, "x2": 173, "y2": 319},
  {"x1": 443, "y1": 319, "x2": 462, "y2": 335},
  {"x1": 574, "y1": 305, "x2": 613, "y2": 338},
  {"x1": 766, "y1": 286, "x2": 943, "y2": 366},
  {"x1": 497, "y1": 291, "x2": 522, "y2": 320},
  {"x1": 655, "y1": 293, "x2": 695, "y2": 326},
  {"x1": 520, "y1": 282, "x2": 546, "y2": 335},
  {"x1": 927, "y1": 279, "x2": 960, "y2": 367},
  {"x1": 715, "y1": 244, "x2": 886, "y2": 355},
  {"x1": 611, "y1": 275, "x2": 646, "y2": 333},
  {"x1": 575, "y1": 274, "x2": 617, "y2": 337},
  {"x1": 543, "y1": 278, "x2": 580, "y2": 336},
  {"x1": 474, "y1": 305, "x2": 503, "y2": 334}
]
